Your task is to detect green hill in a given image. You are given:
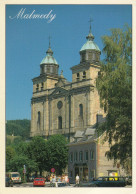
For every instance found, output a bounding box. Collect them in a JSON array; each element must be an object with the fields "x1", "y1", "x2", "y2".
[{"x1": 6, "y1": 119, "x2": 30, "y2": 140}]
